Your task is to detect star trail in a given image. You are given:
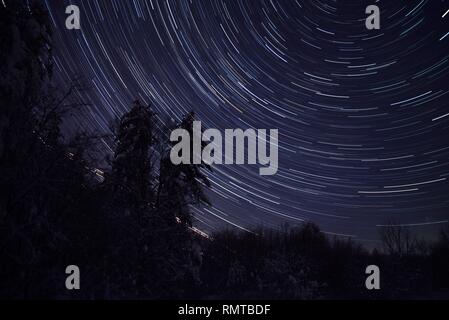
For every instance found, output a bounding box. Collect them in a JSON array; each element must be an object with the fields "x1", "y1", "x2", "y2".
[{"x1": 42, "y1": 0, "x2": 449, "y2": 243}]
